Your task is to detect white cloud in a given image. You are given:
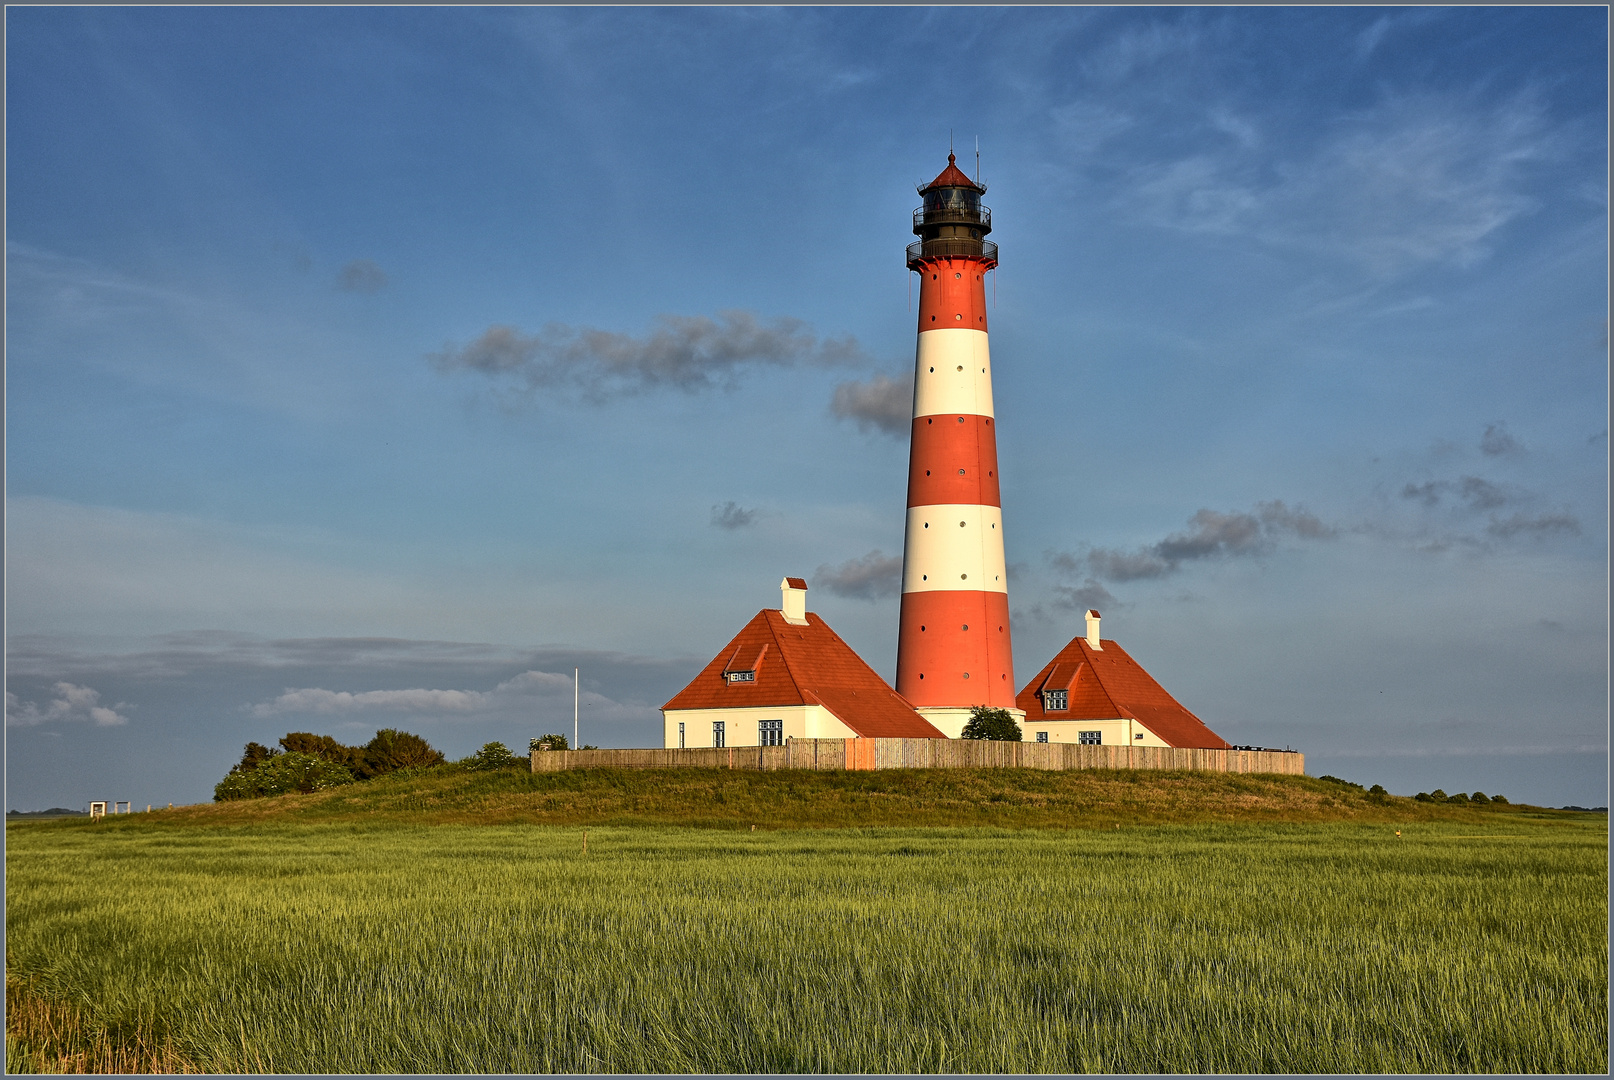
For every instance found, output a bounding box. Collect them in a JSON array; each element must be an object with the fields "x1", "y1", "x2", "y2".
[
  {"x1": 249, "y1": 668, "x2": 632, "y2": 723},
  {"x1": 1117, "y1": 92, "x2": 1559, "y2": 277},
  {"x1": 6, "y1": 683, "x2": 129, "y2": 727}
]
